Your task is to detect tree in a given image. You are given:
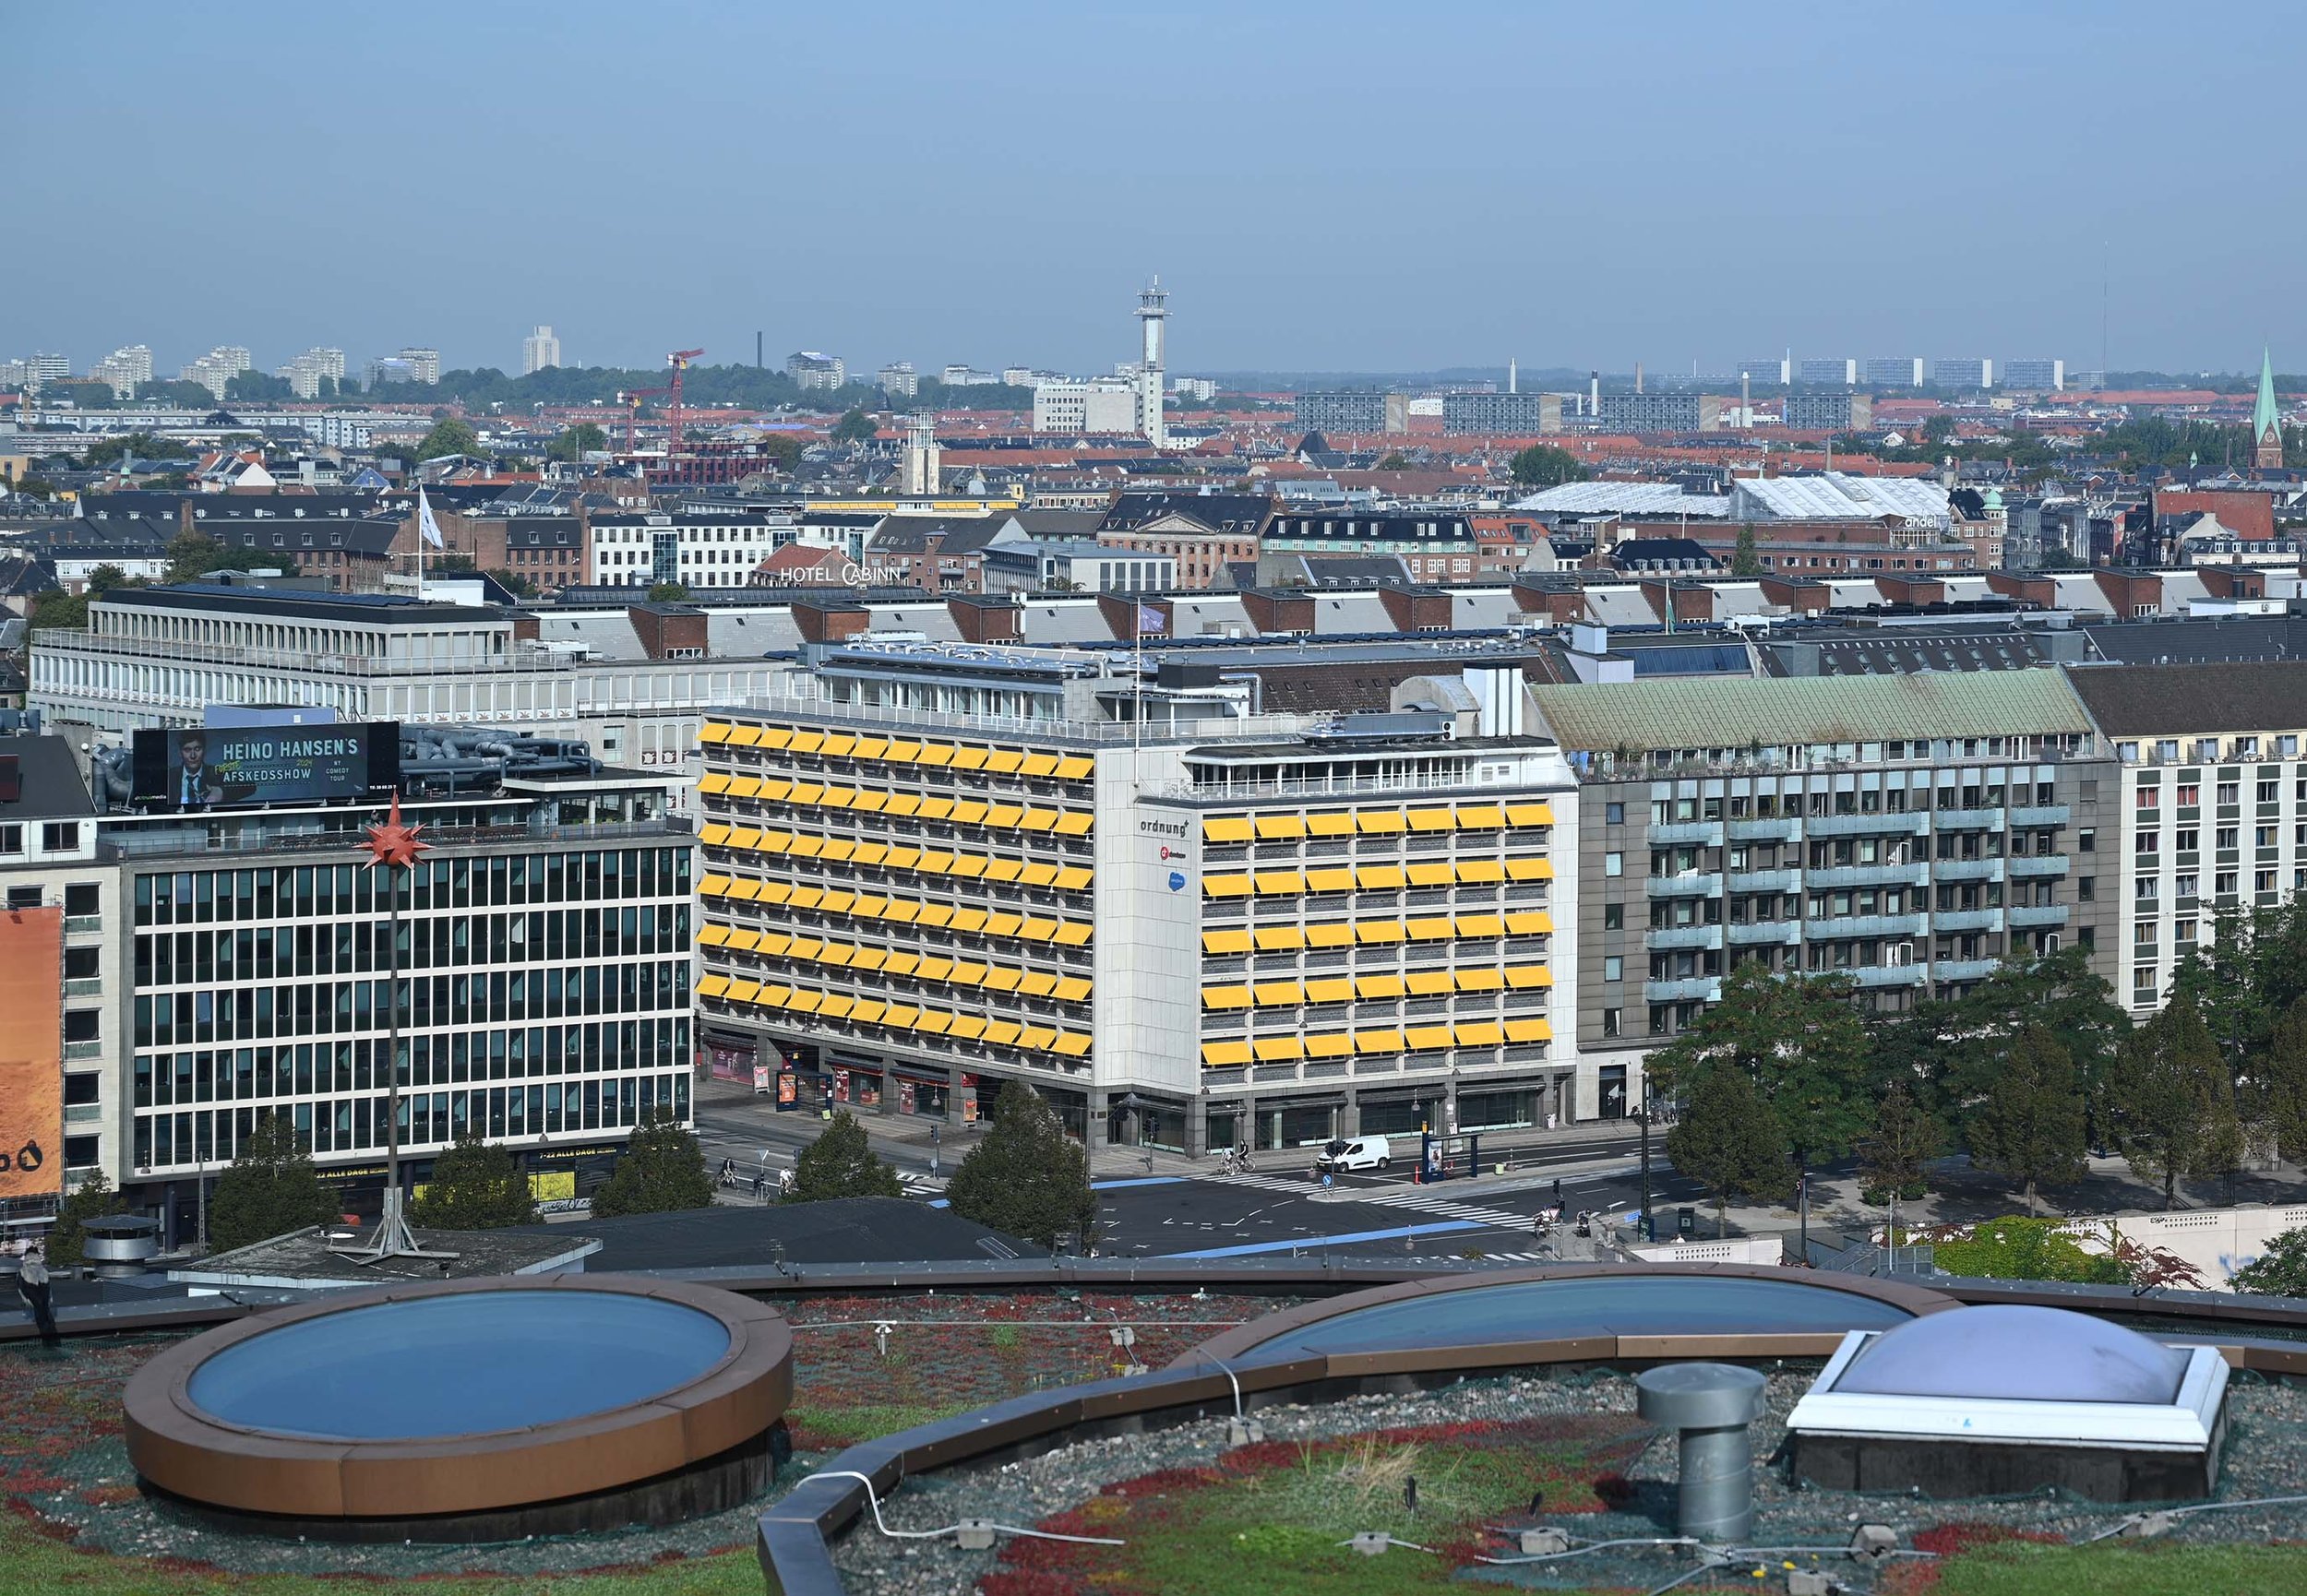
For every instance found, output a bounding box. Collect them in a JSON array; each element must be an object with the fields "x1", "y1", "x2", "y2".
[
  {"x1": 413, "y1": 416, "x2": 481, "y2": 461},
  {"x1": 485, "y1": 567, "x2": 538, "y2": 599},
  {"x1": 1946, "y1": 946, "x2": 2129, "y2": 1142},
  {"x1": 164, "y1": 530, "x2": 282, "y2": 584},
  {"x1": 831, "y1": 408, "x2": 878, "y2": 446},
  {"x1": 46, "y1": 1169, "x2": 126, "y2": 1268},
  {"x1": 2229, "y1": 1225, "x2": 2307, "y2": 1298},
  {"x1": 944, "y1": 1083, "x2": 1097, "y2": 1250},
  {"x1": 1965, "y1": 1024, "x2": 2089, "y2": 1213},
  {"x1": 1928, "y1": 1216, "x2": 2127, "y2": 1285},
  {"x1": 546, "y1": 423, "x2": 607, "y2": 462},
  {"x1": 1728, "y1": 523, "x2": 1763, "y2": 578},
  {"x1": 207, "y1": 1113, "x2": 341, "y2": 1252},
  {"x1": 28, "y1": 589, "x2": 90, "y2": 630},
  {"x1": 1508, "y1": 443, "x2": 1587, "y2": 489},
  {"x1": 1646, "y1": 962, "x2": 1871, "y2": 1167},
  {"x1": 410, "y1": 1126, "x2": 538, "y2": 1229},
  {"x1": 1858, "y1": 1080, "x2": 1941, "y2": 1203},
  {"x1": 2106, "y1": 995, "x2": 2237, "y2": 1209},
  {"x1": 647, "y1": 581, "x2": 690, "y2": 603},
  {"x1": 2260, "y1": 997, "x2": 2307, "y2": 1166},
  {"x1": 1376, "y1": 451, "x2": 1412, "y2": 470},
  {"x1": 224, "y1": 371, "x2": 293, "y2": 403},
  {"x1": 1664, "y1": 1066, "x2": 1793, "y2": 1238},
  {"x1": 784, "y1": 1110, "x2": 903, "y2": 1203},
  {"x1": 591, "y1": 1107, "x2": 714, "y2": 1217}
]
